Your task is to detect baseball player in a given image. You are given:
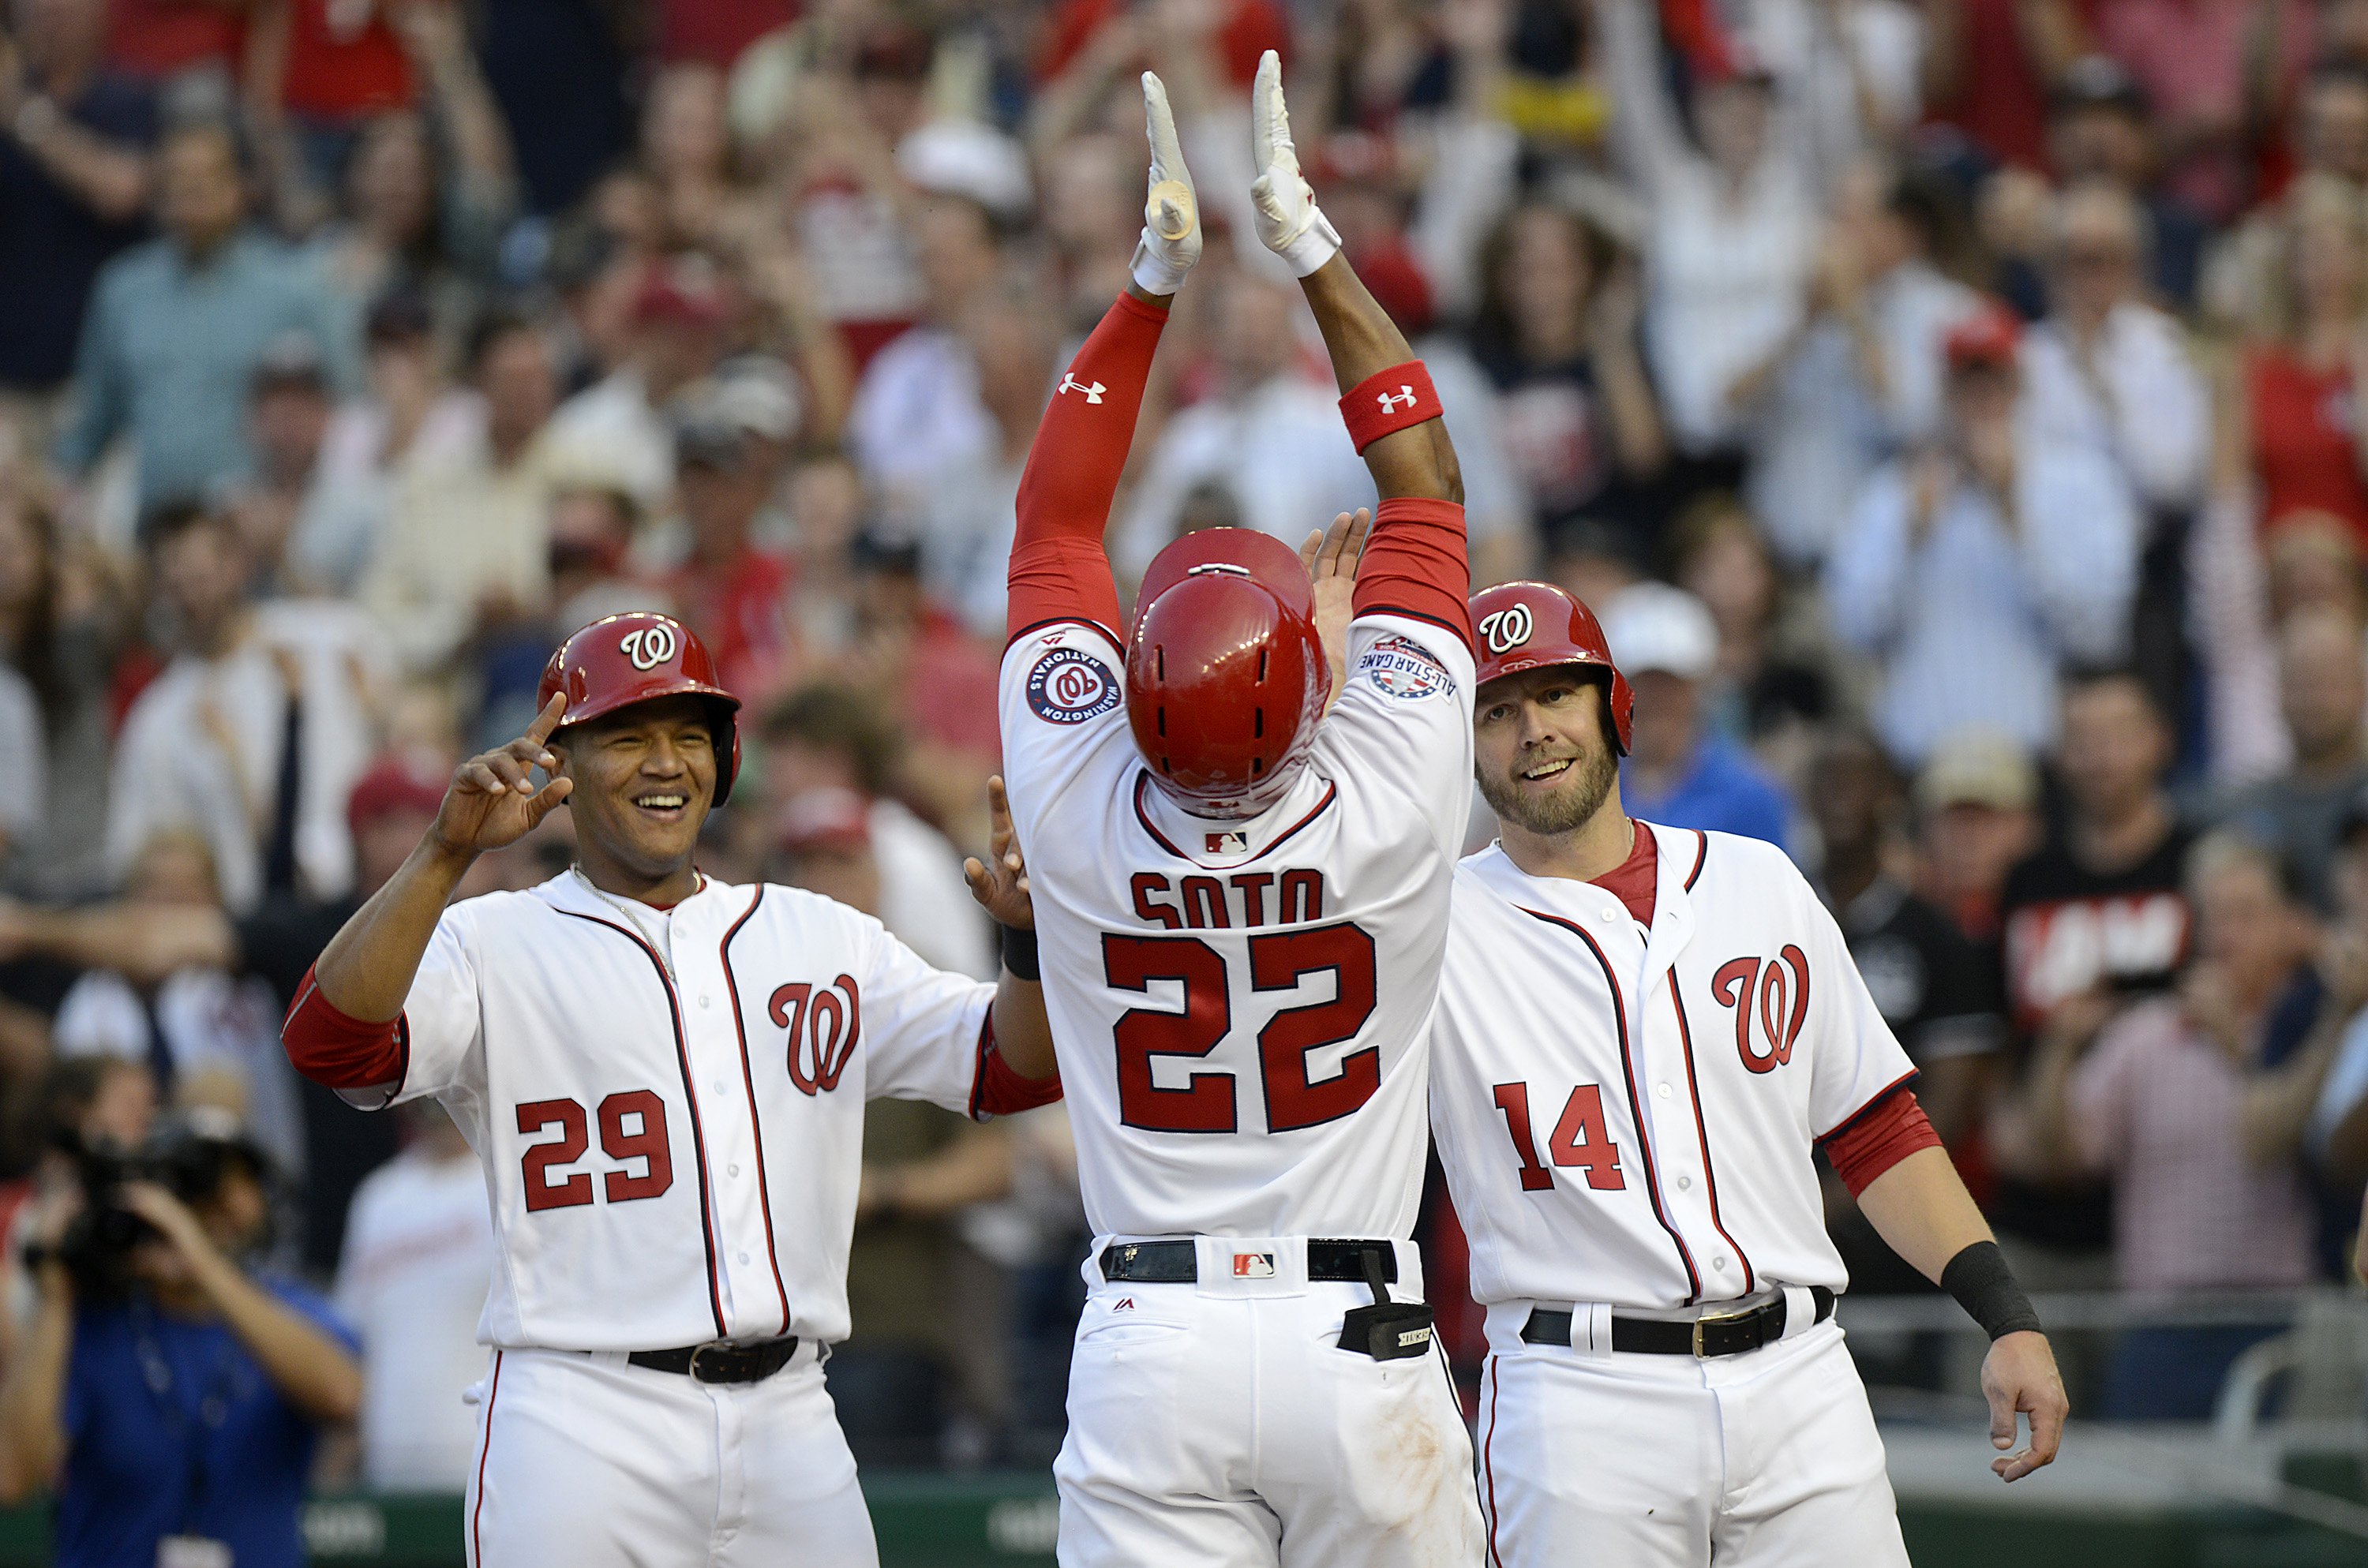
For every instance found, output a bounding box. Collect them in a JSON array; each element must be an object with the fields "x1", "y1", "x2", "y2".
[
  {"x1": 1425, "y1": 582, "x2": 2070, "y2": 1566},
  {"x1": 995, "y1": 60, "x2": 1485, "y2": 1566},
  {"x1": 277, "y1": 612, "x2": 1060, "y2": 1568}
]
